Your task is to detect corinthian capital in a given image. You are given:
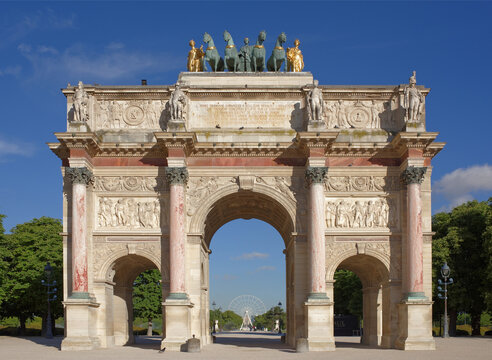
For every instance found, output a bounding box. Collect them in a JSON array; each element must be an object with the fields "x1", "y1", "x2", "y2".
[
  {"x1": 400, "y1": 166, "x2": 427, "y2": 185},
  {"x1": 305, "y1": 167, "x2": 328, "y2": 185},
  {"x1": 165, "y1": 167, "x2": 189, "y2": 185},
  {"x1": 65, "y1": 167, "x2": 94, "y2": 185}
]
